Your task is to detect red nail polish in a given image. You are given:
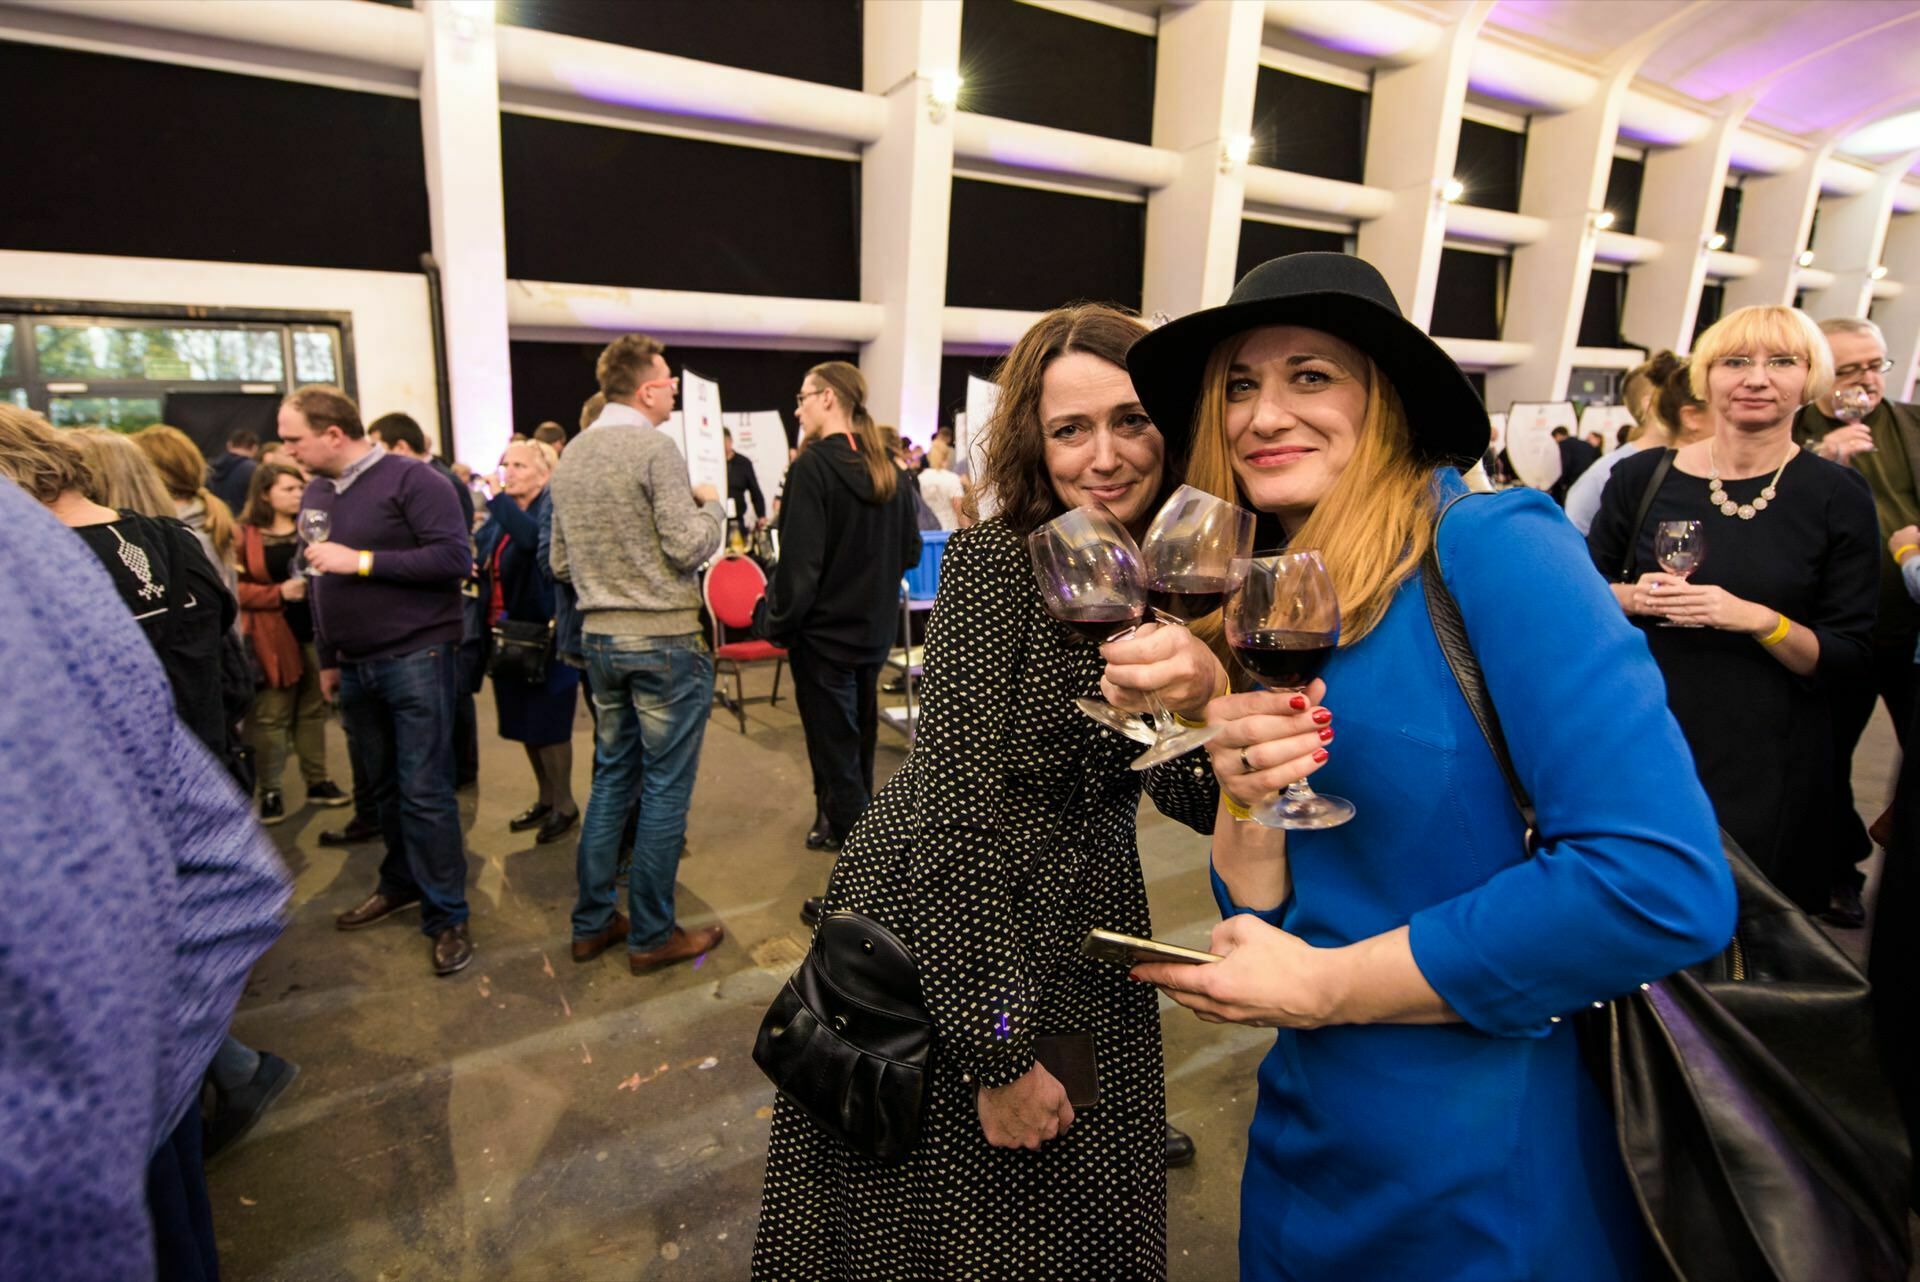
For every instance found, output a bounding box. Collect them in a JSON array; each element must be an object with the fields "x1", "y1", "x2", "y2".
[
  {"x1": 1311, "y1": 748, "x2": 1329, "y2": 763},
  {"x1": 1318, "y1": 727, "x2": 1334, "y2": 742},
  {"x1": 1289, "y1": 694, "x2": 1308, "y2": 711},
  {"x1": 1311, "y1": 708, "x2": 1332, "y2": 725}
]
